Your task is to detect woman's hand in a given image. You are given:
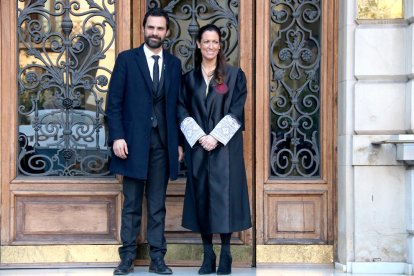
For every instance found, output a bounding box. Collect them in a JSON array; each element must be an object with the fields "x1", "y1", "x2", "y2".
[
  {"x1": 199, "y1": 135, "x2": 218, "y2": 151},
  {"x1": 178, "y1": 146, "x2": 184, "y2": 162}
]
